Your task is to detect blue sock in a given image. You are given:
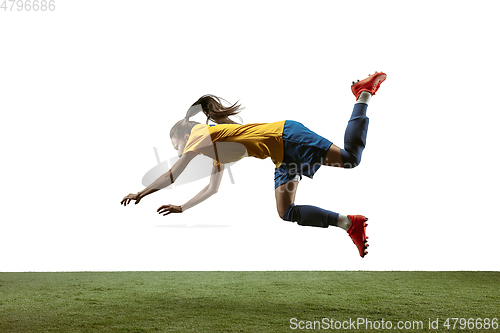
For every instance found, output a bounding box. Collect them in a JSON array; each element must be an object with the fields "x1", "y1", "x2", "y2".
[
  {"x1": 340, "y1": 103, "x2": 369, "y2": 168},
  {"x1": 282, "y1": 203, "x2": 339, "y2": 228}
]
